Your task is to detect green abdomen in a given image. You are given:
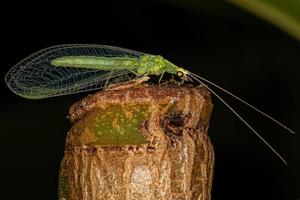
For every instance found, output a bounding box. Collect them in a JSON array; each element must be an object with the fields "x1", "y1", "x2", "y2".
[{"x1": 51, "y1": 56, "x2": 138, "y2": 70}]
